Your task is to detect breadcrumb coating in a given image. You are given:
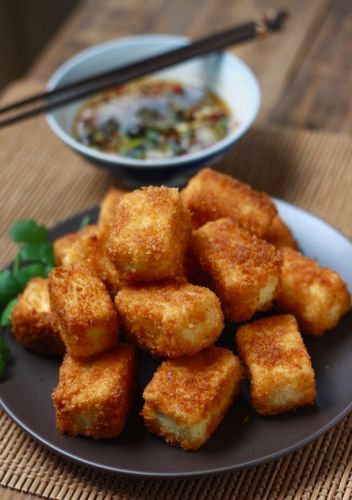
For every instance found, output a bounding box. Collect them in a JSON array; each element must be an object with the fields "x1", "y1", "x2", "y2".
[
  {"x1": 11, "y1": 277, "x2": 65, "y2": 356},
  {"x1": 192, "y1": 218, "x2": 282, "y2": 322},
  {"x1": 236, "y1": 315, "x2": 316, "y2": 415},
  {"x1": 53, "y1": 225, "x2": 97, "y2": 266},
  {"x1": 276, "y1": 248, "x2": 351, "y2": 335},
  {"x1": 106, "y1": 186, "x2": 191, "y2": 284},
  {"x1": 98, "y1": 187, "x2": 127, "y2": 228},
  {"x1": 52, "y1": 343, "x2": 136, "y2": 438},
  {"x1": 62, "y1": 225, "x2": 122, "y2": 295},
  {"x1": 48, "y1": 264, "x2": 119, "y2": 359},
  {"x1": 181, "y1": 168, "x2": 277, "y2": 236},
  {"x1": 116, "y1": 281, "x2": 224, "y2": 358},
  {"x1": 142, "y1": 346, "x2": 242, "y2": 450},
  {"x1": 263, "y1": 215, "x2": 299, "y2": 250}
]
